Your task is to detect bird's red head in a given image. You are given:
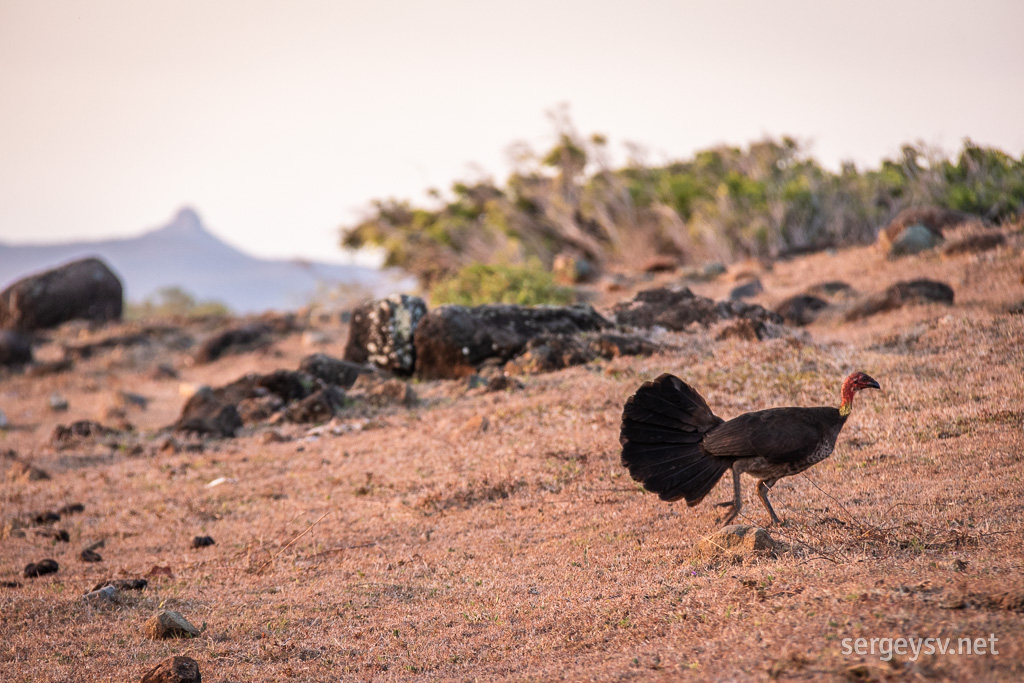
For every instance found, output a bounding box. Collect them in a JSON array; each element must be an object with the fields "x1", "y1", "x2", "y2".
[{"x1": 840, "y1": 372, "x2": 880, "y2": 415}]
